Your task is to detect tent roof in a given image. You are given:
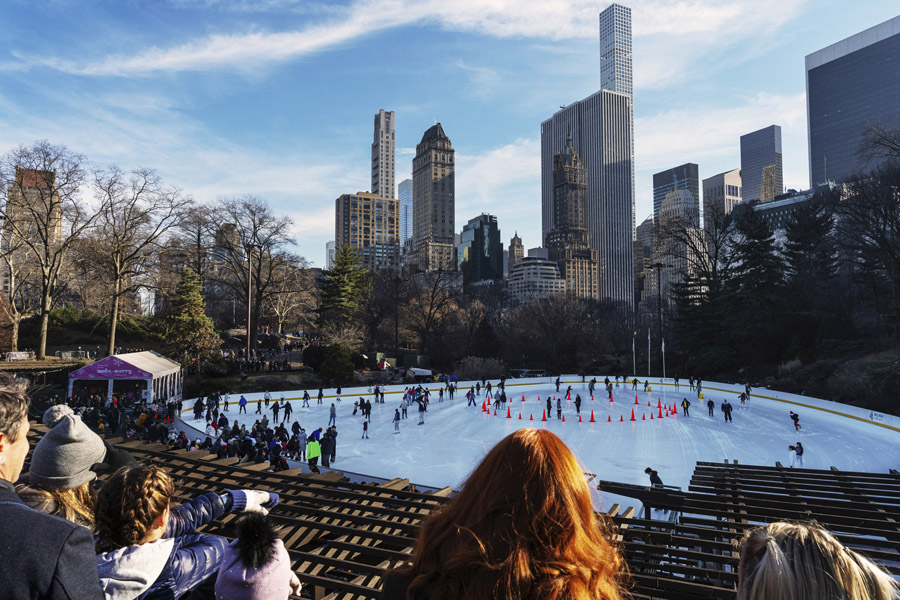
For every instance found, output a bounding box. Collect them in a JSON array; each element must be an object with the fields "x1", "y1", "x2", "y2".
[{"x1": 69, "y1": 351, "x2": 181, "y2": 380}]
